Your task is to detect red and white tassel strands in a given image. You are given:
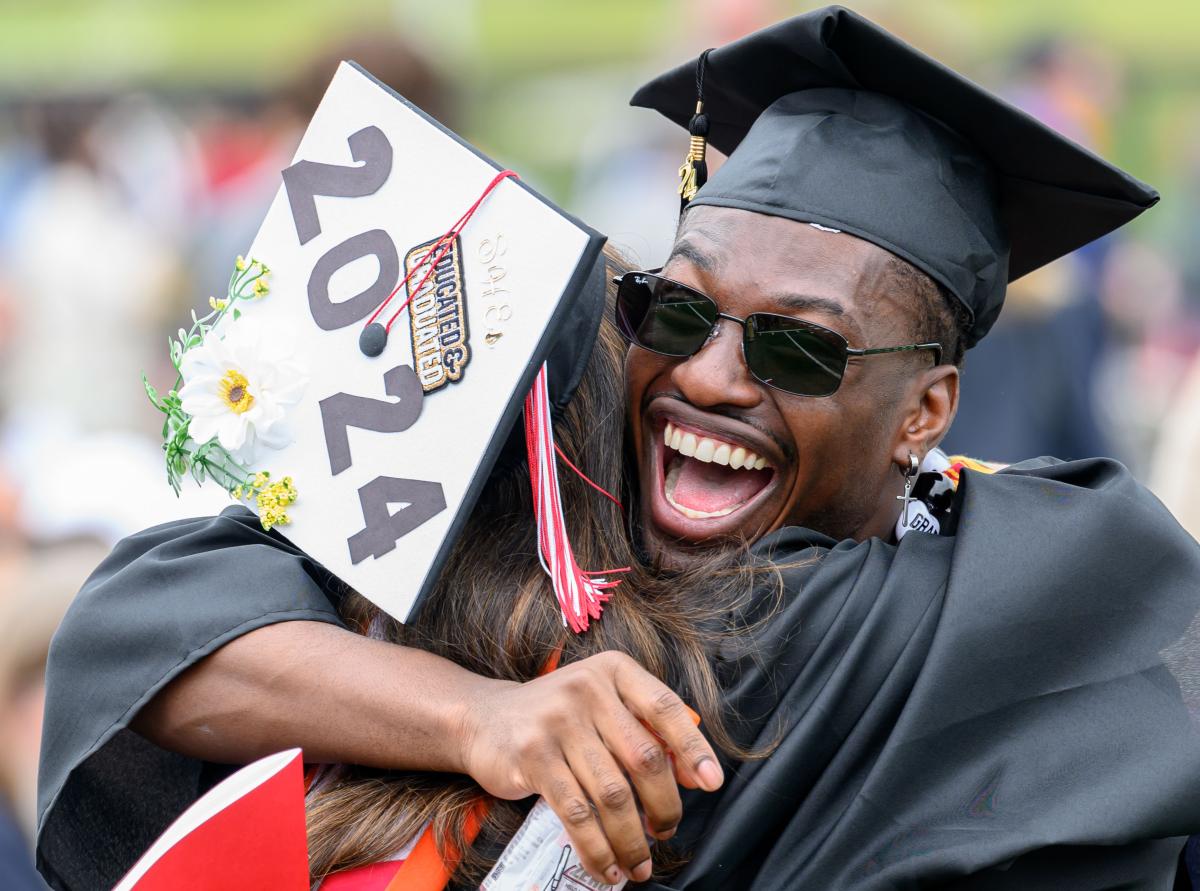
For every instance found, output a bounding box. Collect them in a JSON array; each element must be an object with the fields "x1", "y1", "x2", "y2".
[{"x1": 524, "y1": 364, "x2": 626, "y2": 633}]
